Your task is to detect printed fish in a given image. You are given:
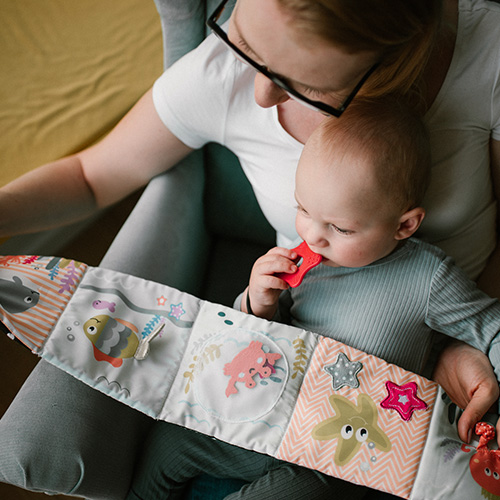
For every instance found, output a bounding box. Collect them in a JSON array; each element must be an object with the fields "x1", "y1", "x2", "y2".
[
  {"x1": 83, "y1": 314, "x2": 139, "y2": 367},
  {"x1": 92, "y1": 299, "x2": 116, "y2": 313},
  {"x1": 0, "y1": 276, "x2": 39, "y2": 314}
]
